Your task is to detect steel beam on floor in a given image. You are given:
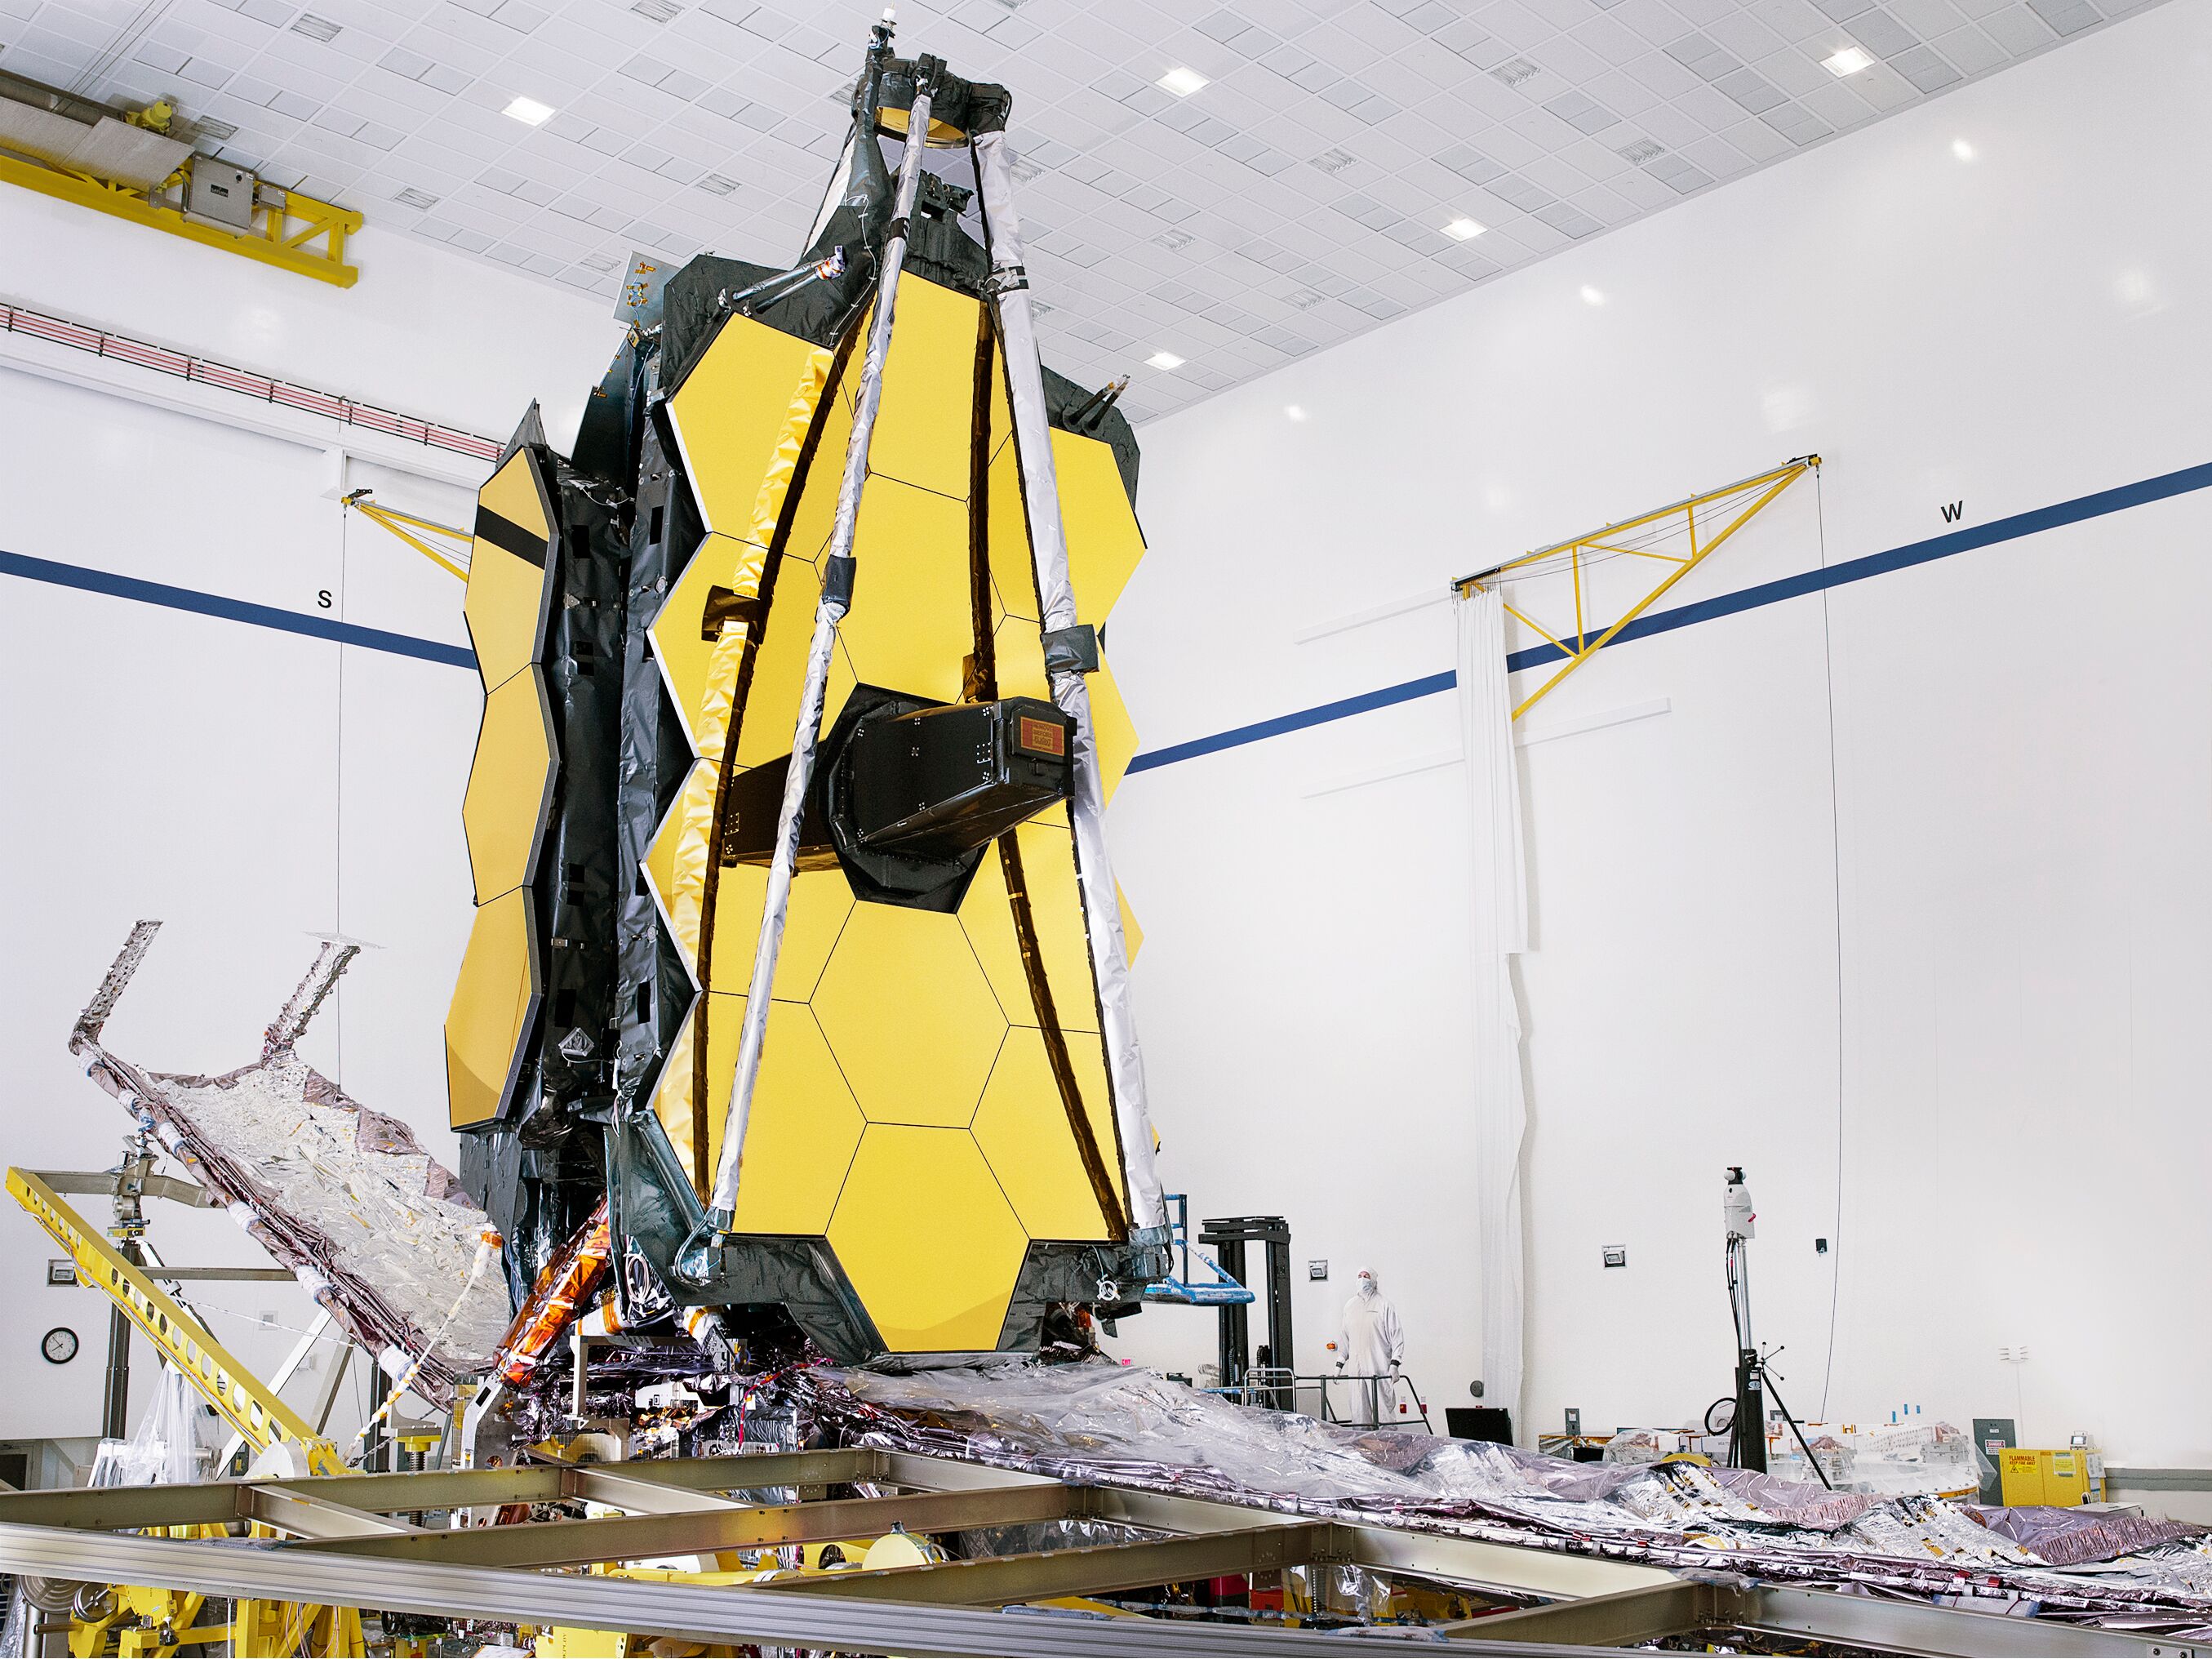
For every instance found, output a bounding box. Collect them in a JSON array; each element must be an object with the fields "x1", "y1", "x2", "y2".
[
  {"x1": 2, "y1": 1448, "x2": 2193, "y2": 1657},
  {"x1": 770, "y1": 1523, "x2": 1329, "y2": 1604},
  {"x1": 284, "y1": 1481, "x2": 1077, "y2": 1568},
  {"x1": 0, "y1": 1522, "x2": 1621, "y2": 1658}
]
